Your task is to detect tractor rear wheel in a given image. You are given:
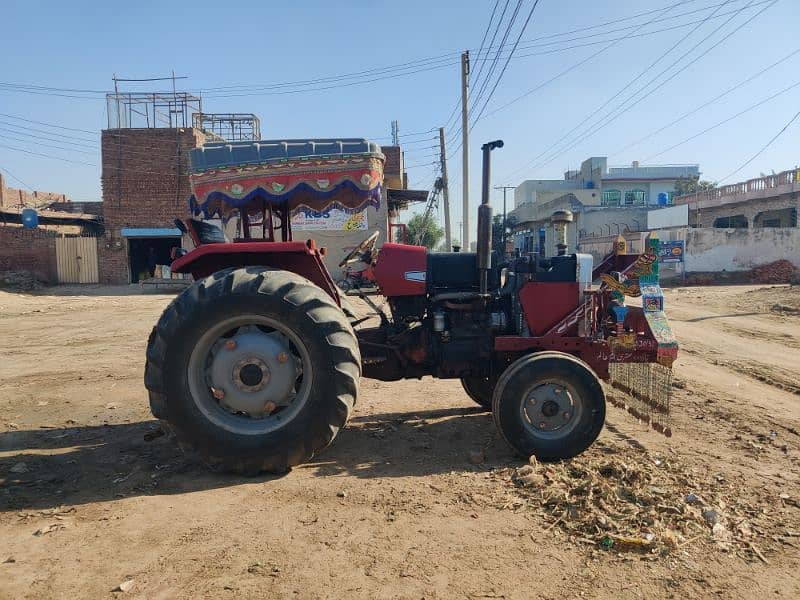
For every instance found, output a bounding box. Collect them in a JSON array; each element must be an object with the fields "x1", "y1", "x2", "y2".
[
  {"x1": 145, "y1": 267, "x2": 360, "y2": 474},
  {"x1": 460, "y1": 376, "x2": 495, "y2": 410},
  {"x1": 492, "y1": 352, "x2": 605, "y2": 461}
]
